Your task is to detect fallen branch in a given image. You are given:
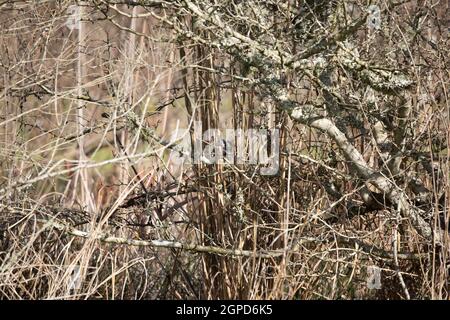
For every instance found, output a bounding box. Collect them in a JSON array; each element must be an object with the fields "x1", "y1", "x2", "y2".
[
  {"x1": 42, "y1": 219, "x2": 284, "y2": 259},
  {"x1": 39, "y1": 218, "x2": 427, "y2": 261}
]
